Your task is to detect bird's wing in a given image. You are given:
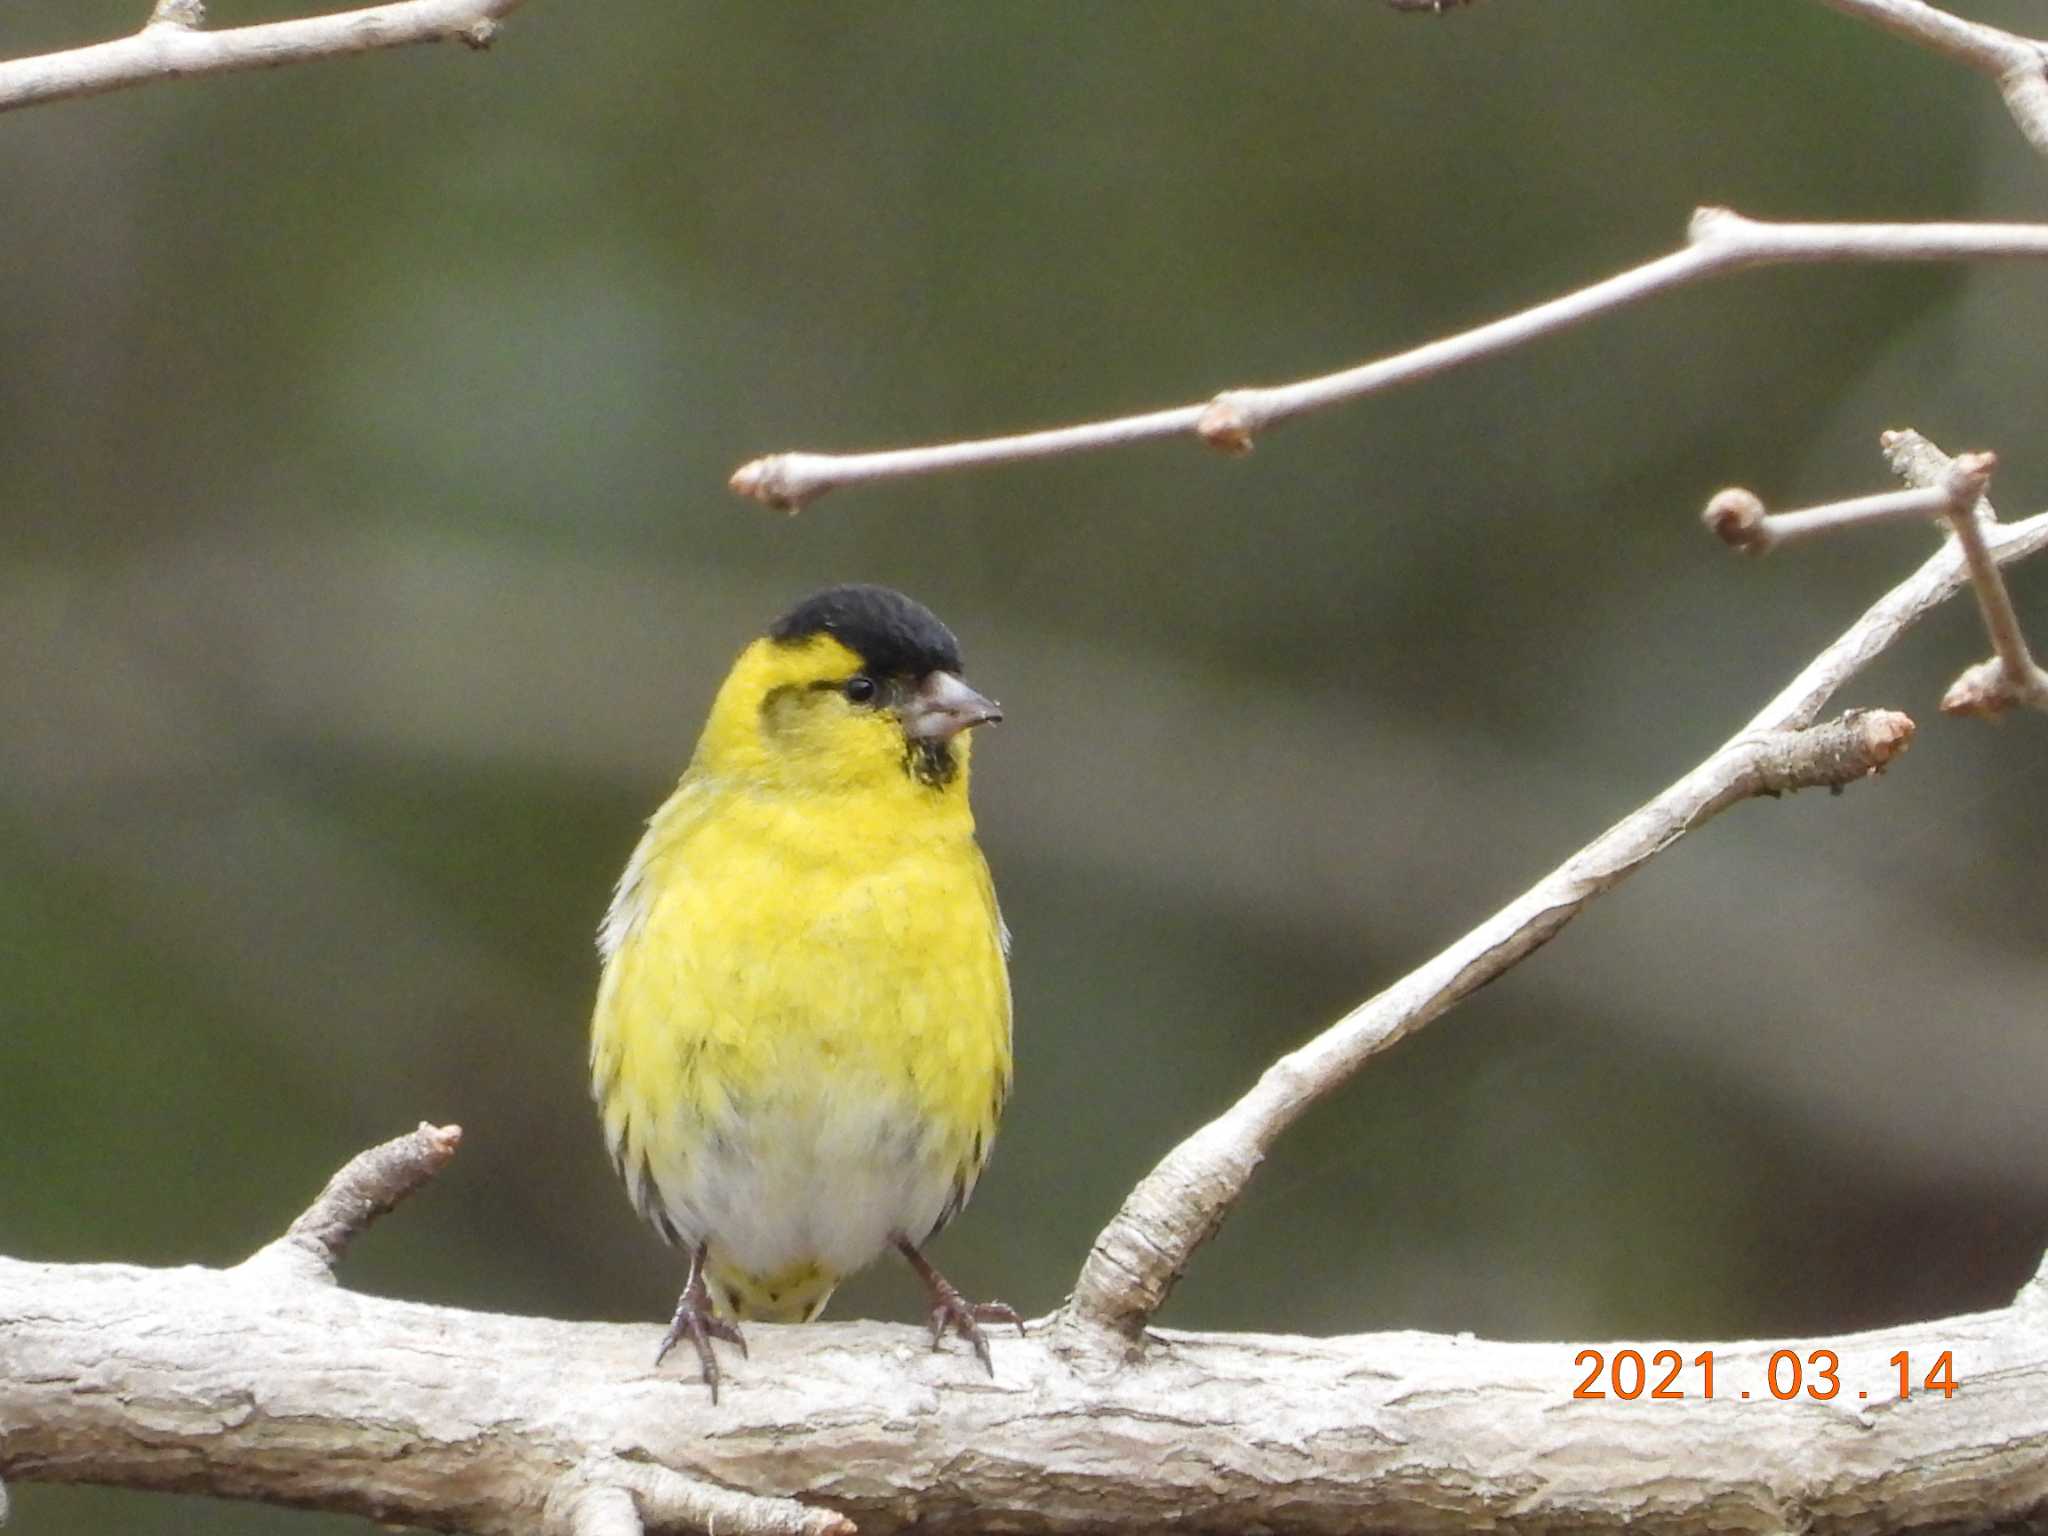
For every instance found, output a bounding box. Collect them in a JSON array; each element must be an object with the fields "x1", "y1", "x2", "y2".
[{"x1": 589, "y1": 777, "x2": 722, "y2": 1242}]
